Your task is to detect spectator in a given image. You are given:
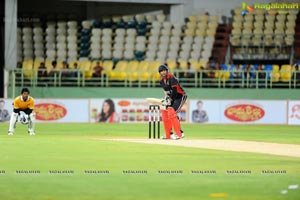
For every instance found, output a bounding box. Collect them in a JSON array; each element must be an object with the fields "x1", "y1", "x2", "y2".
[
  {"x1": 15, "y1": 62, "x2": 23, "y2": 78},
  {"x1": 37, "y1": 62, "x2": 48, "y2": 80},
  {"x1": 98, "y1": 99, "x2": 119, "y2": 123},
  {"x1": 48, "y1": 61, "x2": 59, "y2": 77},
  {"x1": 207, "y1": 62, "x2": 220, "y2": 87},
  {"x1": 183, "y1": 62, "x2": 196, "y2": 79},
  {"x1": 60, "y1": 61, "x2": 71, "y2": 86},
  {"x1": 70, "y1": 62, "x2": 82, "y2": 86},
  {"x1": 207, "y1": 62, "x2": 219, "y2": 79},
  {"x1": 48, "y1": 61, "x2": 60, "y2": 86},
  {"x1": 61, "y1": 61, "x2": 71, "y2": 78},
  {"x1": 92, "y1": 61, "x2": 104, "y2": 78},
  {"x1": 252, "y1": 64, "x2": 266, "y2": 88},
  {"x1": 0, "y1": 99, "x2": 10, "y2": 122},
  {"x1": 243, "y1": 64, "x2": 252, "y2": 88},
  {"x1": 293, "y1": 64, "x2": 300, "y2": 87},
  {"x1": 174, "y1": 61, "x2": 184, "y2": 79},
  {"x1": 198, "y1": 65, "x2": 206, "y2": 76},
  {"x1": 15, "y1": 62, "x2": 31, "y2": 87},
  {"x1": 70, "y1": 62, "x2": 82, "y2": 78},
  {"x1": 231, "y1": 64, "x2": 242, "y2": 88},
  {"x1": 198, "y1": 65, "x2": 208, "y2": 86}
]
